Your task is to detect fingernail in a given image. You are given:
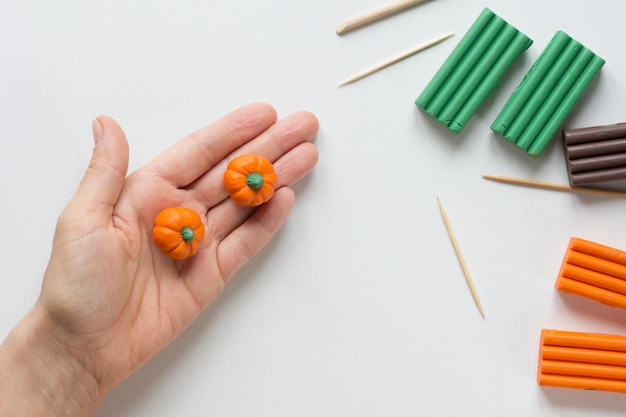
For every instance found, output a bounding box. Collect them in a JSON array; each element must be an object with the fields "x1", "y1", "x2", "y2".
[{"x1": 92, "y1": 118, "x2": 103, "y2": 145}]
